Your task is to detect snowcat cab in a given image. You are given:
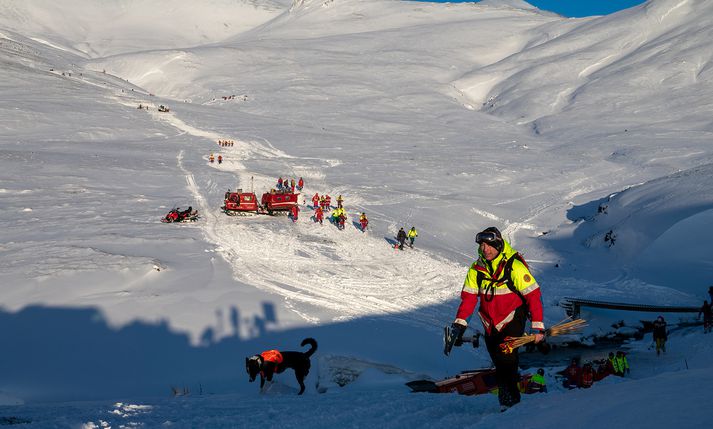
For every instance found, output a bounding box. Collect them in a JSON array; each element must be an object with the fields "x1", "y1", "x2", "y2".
[
  {"x1": 261, "y1": 189, "x2": 299, "y2": 215},
  {"x1": 223, "y1": 189, "x2": 259, "y2": 215}
]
